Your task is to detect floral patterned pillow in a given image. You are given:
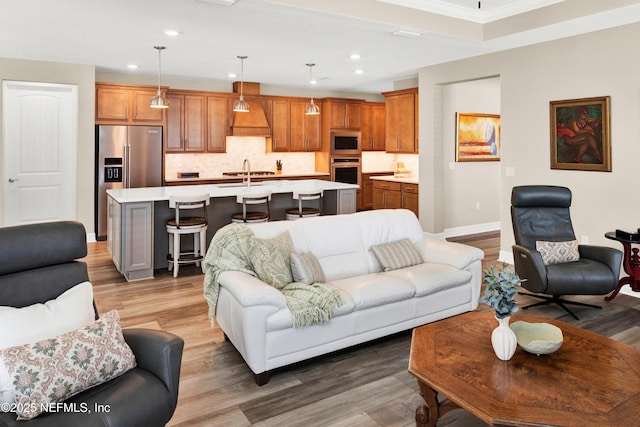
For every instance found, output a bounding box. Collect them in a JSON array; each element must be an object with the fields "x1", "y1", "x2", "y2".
[
  {"x1": 0, "y1": 310, "x2": 136, "y2": 420},
  {"x1": 536, "y1": 240, "x2": 580, "y2": 265}
]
